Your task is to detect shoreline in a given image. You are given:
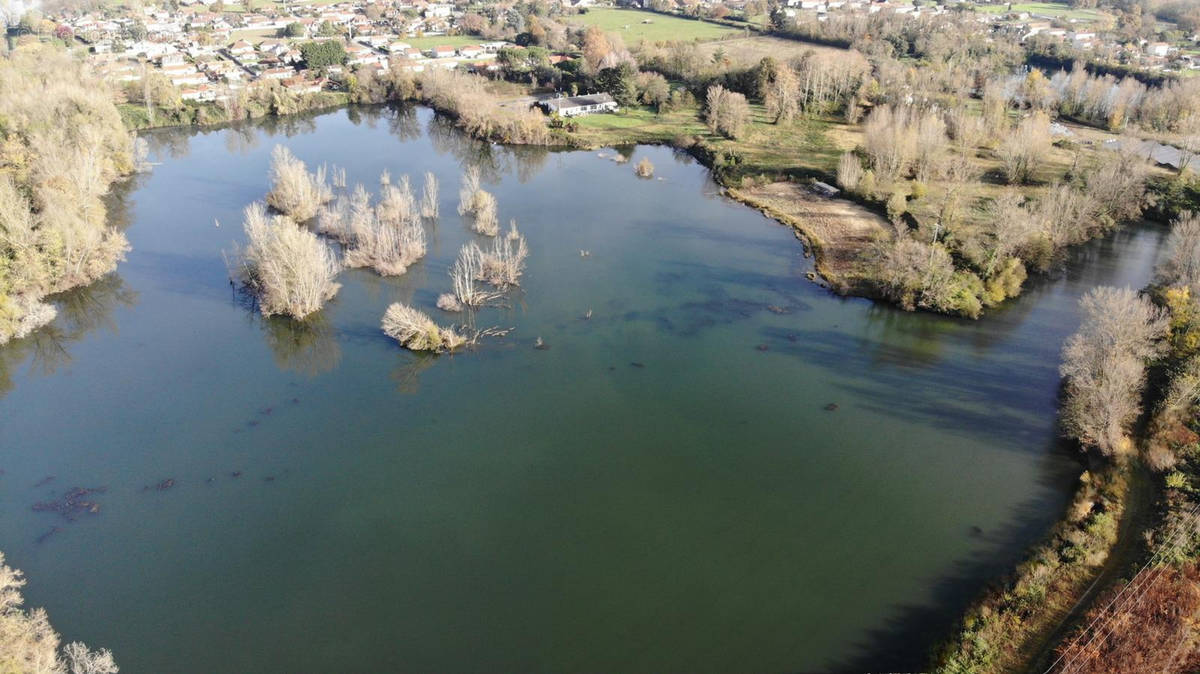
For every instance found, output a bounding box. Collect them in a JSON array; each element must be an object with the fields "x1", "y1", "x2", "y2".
[{"x1": 81, "y1": 100, "x2": 1186, "y2": 672}]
